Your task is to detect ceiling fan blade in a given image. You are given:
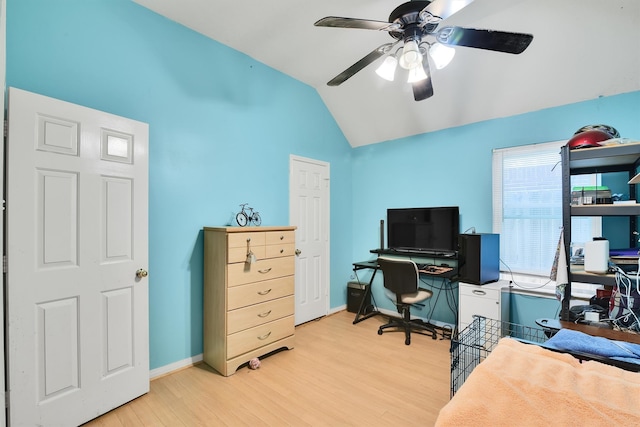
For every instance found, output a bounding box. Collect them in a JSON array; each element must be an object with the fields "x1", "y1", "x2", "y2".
[
  {"x1": 436, "y1": 26, "x2": 533, "y2": 54},
  {"x1": 413, "y1": 59, "x2": 434, "y2": 101},
  {"x1": 314, "y1": 16, "x2": 395, "y2": 31},
  {"x1": 421, "y1": 0, "x2": 475, "y2": 21},
  {"x1": 327, "y1": 42, "x2": 397, "y2": 86}
]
